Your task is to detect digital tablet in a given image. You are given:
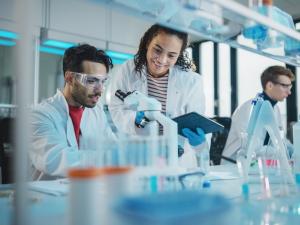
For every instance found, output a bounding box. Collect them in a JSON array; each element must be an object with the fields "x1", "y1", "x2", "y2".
[{"x1": 173, "y1": 112, "x2": 224, "y2": 136}]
